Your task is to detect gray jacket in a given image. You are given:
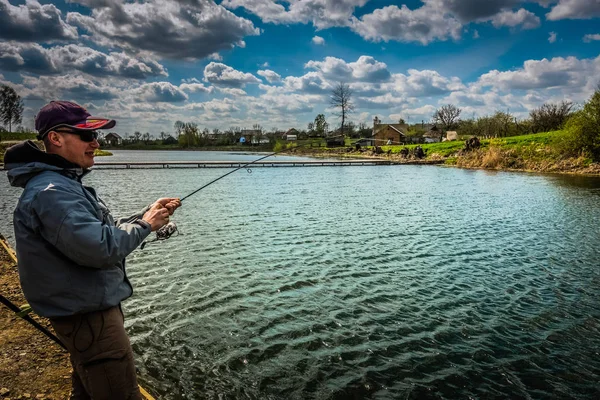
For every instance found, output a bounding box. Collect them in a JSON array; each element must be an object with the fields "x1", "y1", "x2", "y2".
[{"x1": 4, "y1": 141, "x2": 151, "y2": 318}]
